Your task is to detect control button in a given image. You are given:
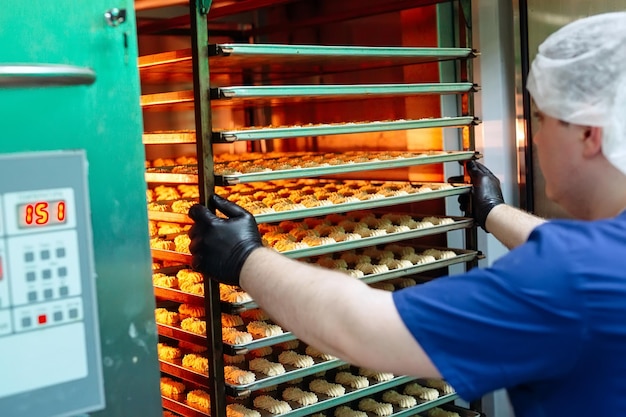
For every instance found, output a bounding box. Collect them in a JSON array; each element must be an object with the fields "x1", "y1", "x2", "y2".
[
  {"x1": 57, "y1": 266, "x2": 67, "y2": 277},
  {"x1": 22, "y1": 317, "x2": 32, "y2": 328},
  {"x1": 53, "y1": 311, "x2": 63, "y2": 322},
  {"x1": 59, "y1": 286, "x2": 69, "y2": 296},
  {"x1": 42, "y1": 269, "x2": 52, "y2": 279},
  {"x1": 27, "y1": 291, "x2": 37, "y2": 302},
  {"x1": 38, "y1": 314, "x2": 47, "y2": 325},
  {"x1": 56, "y1": 247, "x2": 66, "y2": 258},
  {"x1": 26, "y1": 271, "x2": 36, "y2": 282},
  {"x1": 24, "y1": 252, "x2": 34, "y2": 262},
  {"x1": 68, "y1": 308, "x2": 79, "y2": 319},
  {"x1": 40, "y1": 250, "x2": 50, "y2": 260},
  {"x1": 43, "y1": 289, "x2": 53, "y2": 299}
]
